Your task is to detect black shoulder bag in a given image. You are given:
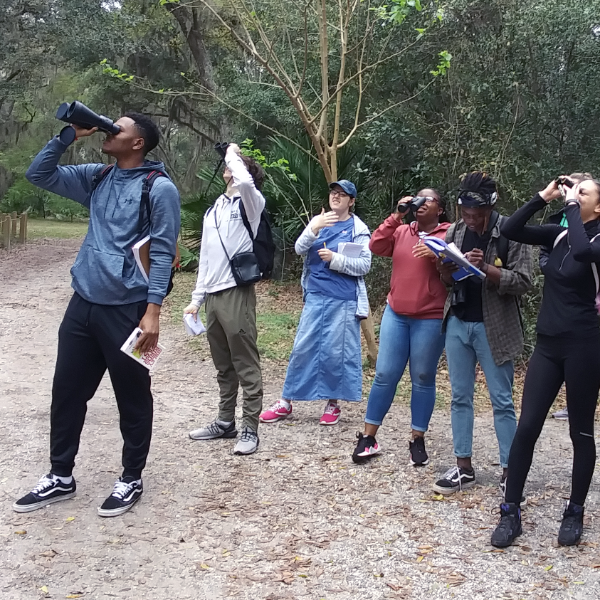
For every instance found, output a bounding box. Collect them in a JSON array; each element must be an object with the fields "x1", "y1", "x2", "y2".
[{"x1": 213, "y1": 201, "x2": 261, "y2": 286}]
